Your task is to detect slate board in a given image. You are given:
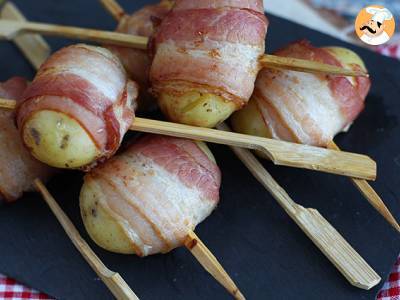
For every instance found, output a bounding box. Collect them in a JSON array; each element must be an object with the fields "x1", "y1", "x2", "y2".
[{"x1": 0, "y1": 1, "x2": 399, "y2": 299}]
